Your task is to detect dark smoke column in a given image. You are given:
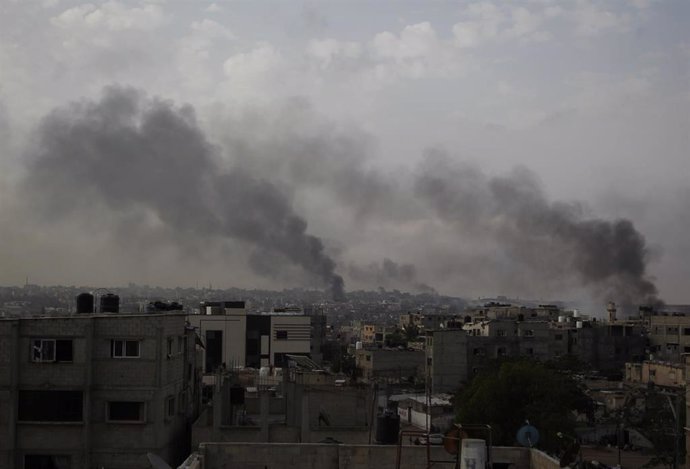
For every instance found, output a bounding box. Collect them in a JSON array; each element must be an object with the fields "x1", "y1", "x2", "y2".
[
  {"x1": 416, "y1": 154, "x2": 661, "y2": 309},
  {"x1": 23, "y1": 86, "x2": 347, "y2": 301}
]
